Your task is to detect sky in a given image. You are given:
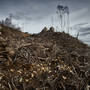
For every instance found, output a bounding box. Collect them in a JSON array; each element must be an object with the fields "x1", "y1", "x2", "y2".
[{"x1": 0, "y1": 0, "x2": 90, "y2": 45}]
